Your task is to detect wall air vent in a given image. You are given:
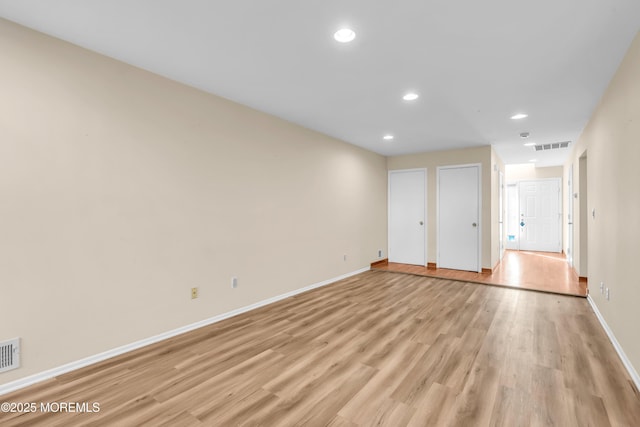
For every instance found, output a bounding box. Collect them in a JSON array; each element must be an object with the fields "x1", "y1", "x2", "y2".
[
  {"x1": 534, "y1": 141, "x2": 571, "y2": 151},
  {"x1": 0, "y1": 338, "x2": 20, "y2": 373}
]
